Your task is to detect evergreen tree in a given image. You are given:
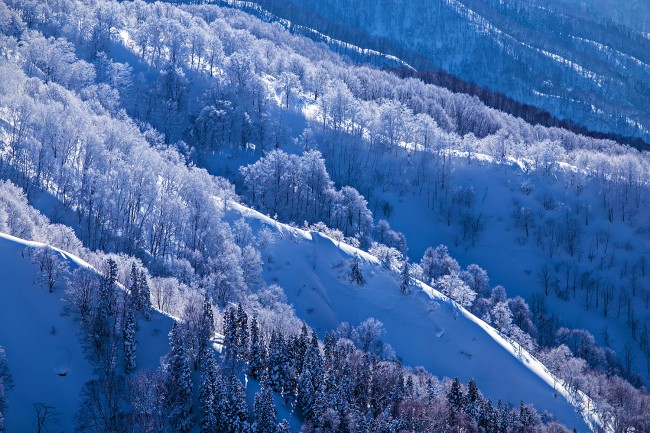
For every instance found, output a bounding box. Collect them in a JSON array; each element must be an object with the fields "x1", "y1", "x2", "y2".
[
  {"x1": 323, "y1": 331, "x2": 337, "y2": 370},
  {"x1": 226, "y1": 374, "x2": 250, "y2": 433},
  {"x1": 167, "y1": 322, "x2": 193, "y2": 433},
  {"x1": 293, "y1": 324, "x2": 310, "y2": 379},
  {"x1": 400, "y1": 261, "x2": 412, "y2": 294},
  {"x1": 253, "y1": 381, "x2": 277, "y2": 433},
  {"x1": 268, "y1": 330, "x2": 291, "y2": 395},
  {"x1": 123, "y1": 309, "x2": 137, "y2": 374},
  {"x1": 236, "y1": 303, "x2": 249, "y2": 361},
  {"x1": 194, "y1": 293, "x2": 215, "y2": 371},
  {"x1": 199, "y1": 350, "x2": 221, "y2": 433},
  {"x1": 518, "y1": 401, "x2": 537, "y2": 429},
  {"x1": 138, "y1": 270, "x2": 151, "y2": 320},
  {"x1": 99, "y1": 258, "x2": 118, "y2": 317},
  {"x1": 222, "y1": 307, "x2": 238, "y2": 372},
  {"x1": 447, "y1": 377, "x2": 465, "y2": 413},
  {"x1": 297, "y1": 369, "x2": 316, "y2": 418},
  {"x1": 479, "y1": 399, "x2": 498, "y2": 433},
  {"x1": 249, "y1": 316, "x2": 266, "y2": 379},
  {"x1": 349, "y1": 254, "x2": 365, "y2": 285},
  {"x1": 128, "y1": 263, "x2": 140, "y2": 311}
]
